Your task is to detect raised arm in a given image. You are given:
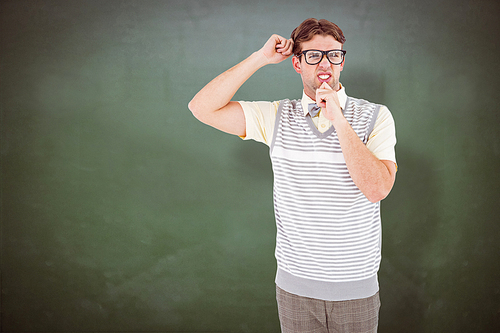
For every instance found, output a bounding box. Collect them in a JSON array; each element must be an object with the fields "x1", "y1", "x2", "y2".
[{"x1": 188, "y1": 35, "x2": 293, "y2": 136}]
